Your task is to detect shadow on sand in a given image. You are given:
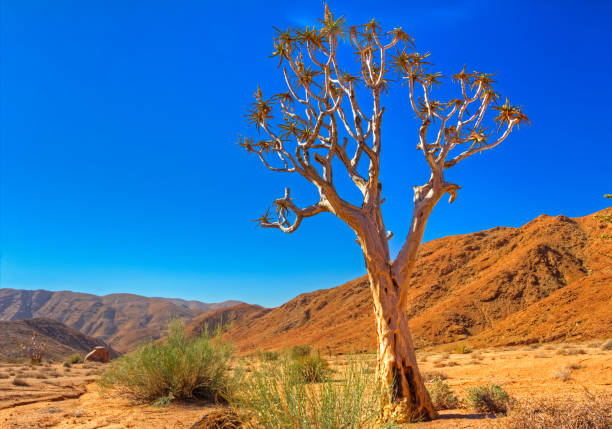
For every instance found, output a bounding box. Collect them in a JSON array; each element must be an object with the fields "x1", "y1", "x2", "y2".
[{"x1": 437, "y1": 412, "x2": 498, "y2": 420}]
